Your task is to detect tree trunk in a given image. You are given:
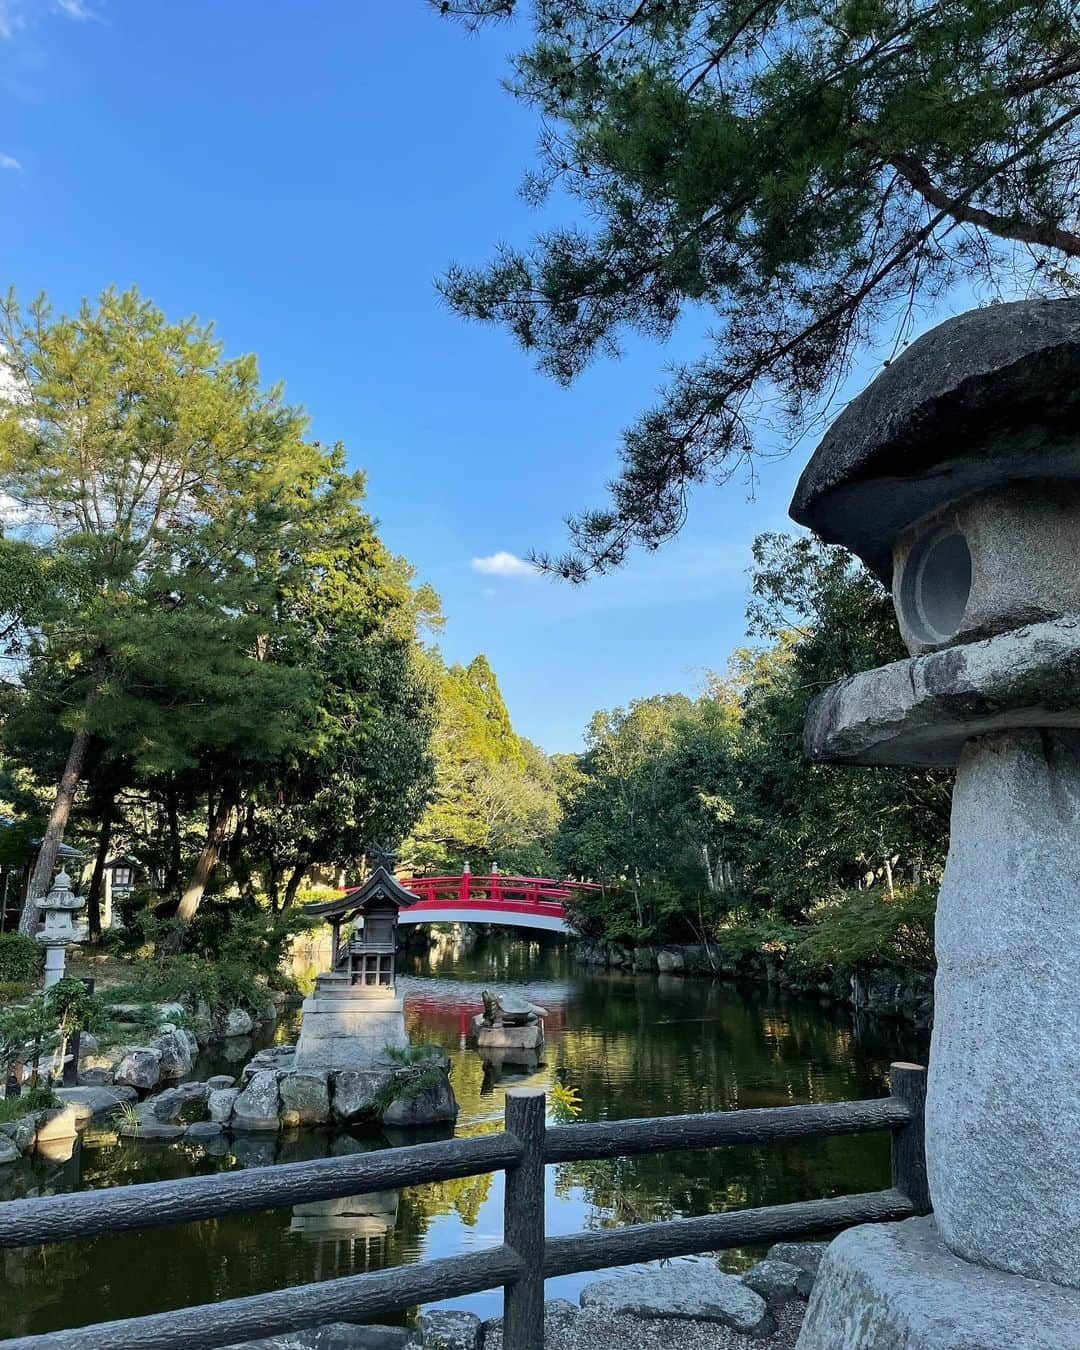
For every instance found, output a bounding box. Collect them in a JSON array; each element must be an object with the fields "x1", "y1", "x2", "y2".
[
  {"x1": 163, "y1": 779, "x2": 182, "y2": 896},
  {"x1": 19, "y1": 727, "x2": 92, "y2": 935},
  {"x1": 175, "y1": 791, "x2": 235, "y2": 924},
  {"x1": 283, "y1": 857, "x2": 309, "y2": 909},
  {"x1": 86, "y1": 796, "x2": 115, "y2": 942}
]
